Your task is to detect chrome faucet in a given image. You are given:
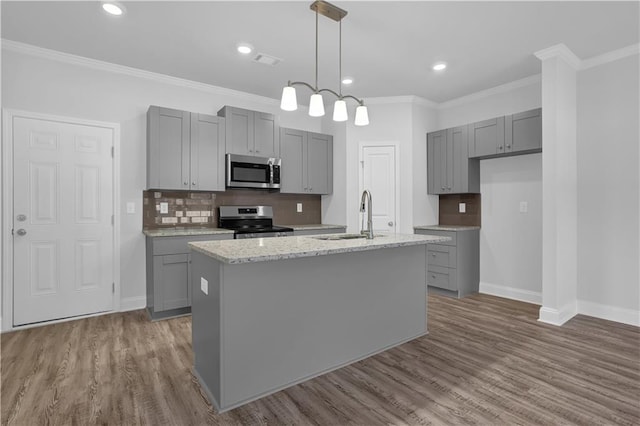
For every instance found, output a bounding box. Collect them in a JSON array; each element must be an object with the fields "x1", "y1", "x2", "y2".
[{"x1": 360, "y1": 190, "x2": 374, "y2": 239}]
